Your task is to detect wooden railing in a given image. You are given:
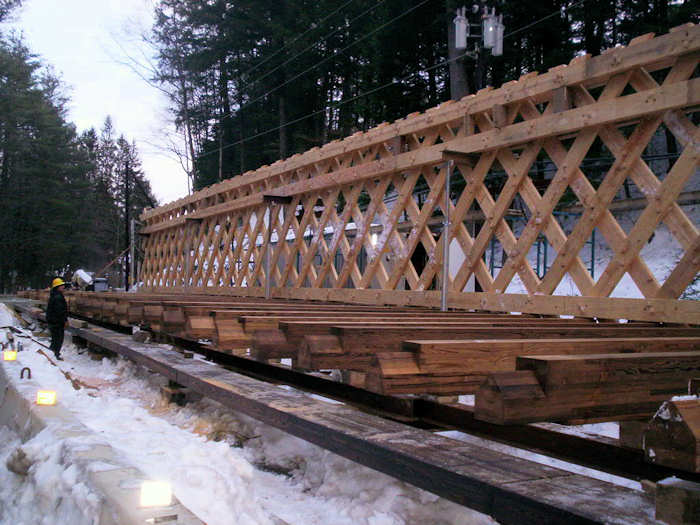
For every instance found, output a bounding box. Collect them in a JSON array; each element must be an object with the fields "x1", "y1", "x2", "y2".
[{"x1": 139, "y1": 25, "x2": 700, "y2": 324}]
